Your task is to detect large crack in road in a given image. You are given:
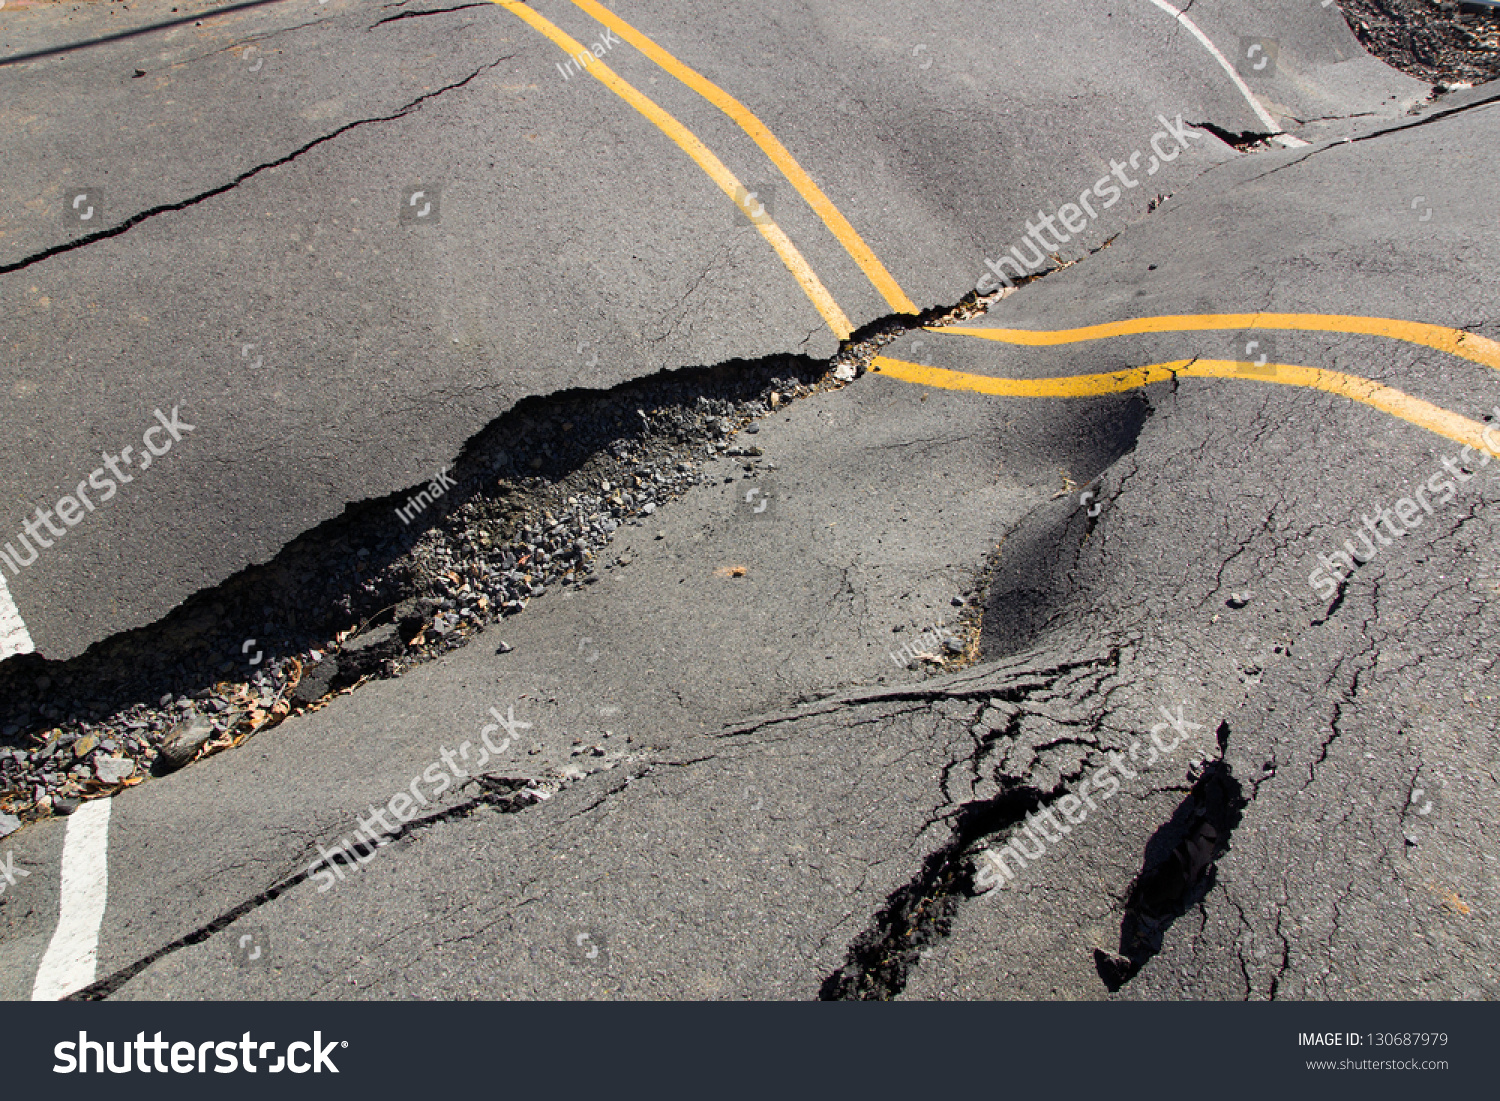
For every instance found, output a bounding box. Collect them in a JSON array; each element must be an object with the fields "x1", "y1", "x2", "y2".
[
  {"x1": 810, "y1": 649, "x2": 1261, "y2": 1001},
  {"x1": 7, "y1": 50, "x2": 1495, "y2": 1002},
  {"x1": 0, "y1": 289, "x2": 1001, "y2": 830},
  {"x1": 818, "y1": 656, "x2": 1118, "y2": 1000}
]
